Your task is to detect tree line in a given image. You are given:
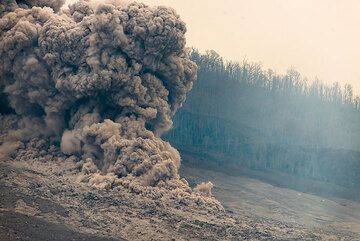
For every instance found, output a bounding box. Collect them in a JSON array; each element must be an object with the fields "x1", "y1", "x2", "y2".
[
  {"x1": 191, "y1": 49, "x2": 360, "y2": 110},
  {"x1": 165, "y1": 49, "x2": 360, "y2": 189}
]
